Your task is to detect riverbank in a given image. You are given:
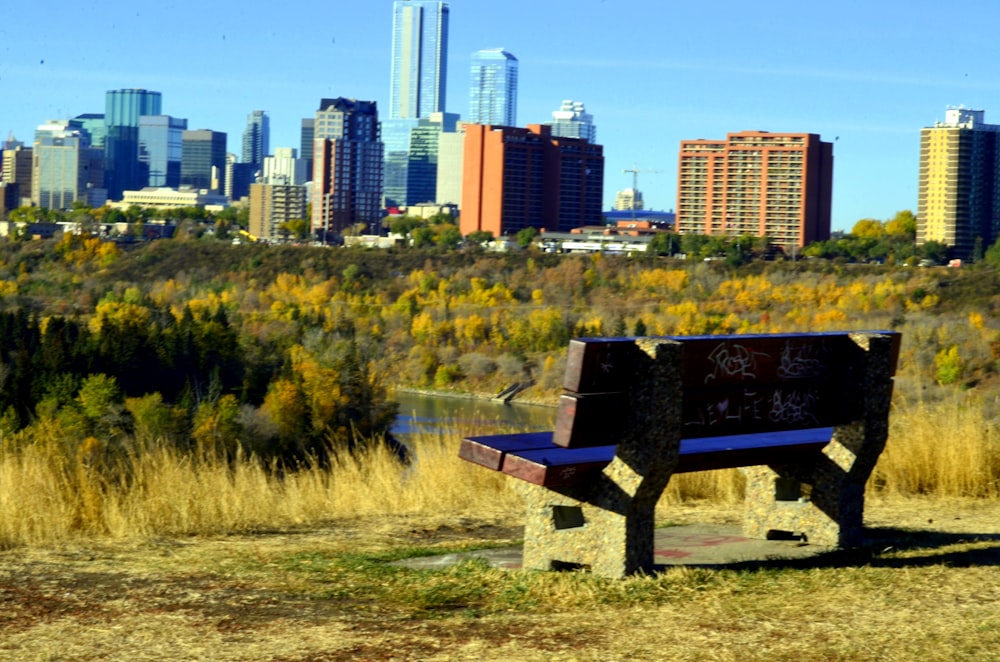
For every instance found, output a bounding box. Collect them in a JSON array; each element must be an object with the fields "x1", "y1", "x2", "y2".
[{"x1": 393, "y1": 385, "x2": 559, "y2": 408}]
